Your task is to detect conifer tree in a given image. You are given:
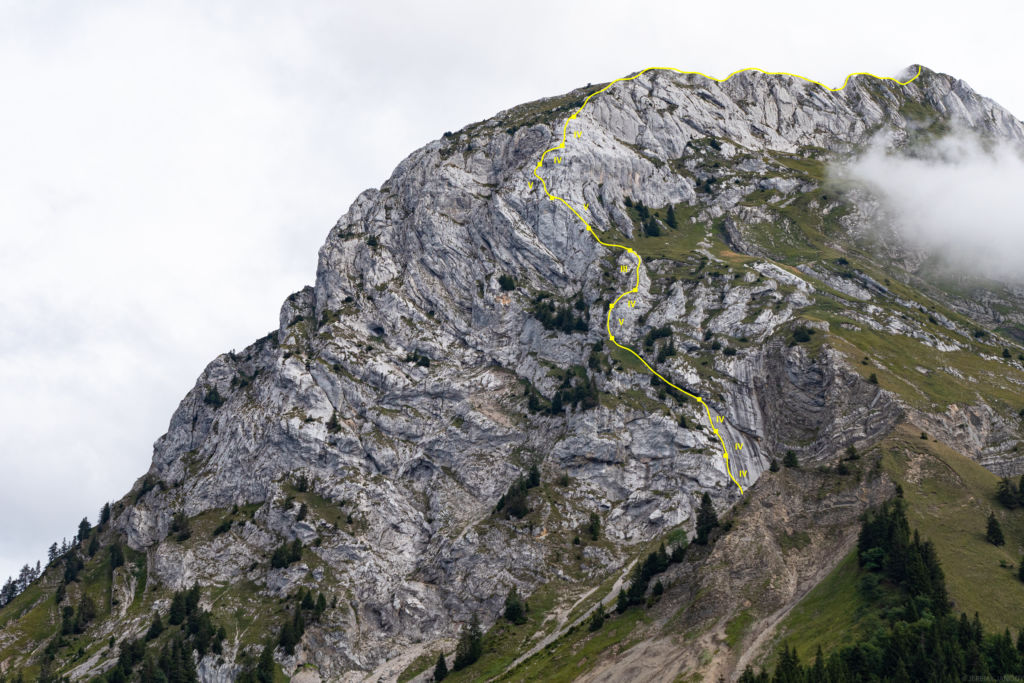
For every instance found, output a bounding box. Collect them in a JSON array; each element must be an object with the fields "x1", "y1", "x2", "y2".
[
  {"x1": 433, "y1": 652, "x2": 449, "y2": 681},
  {"x1": 528, "y1": 463, "x2": 541, "y2": 488},
  {"x1": 257, "y1": 644, "x2": 275, "y2": 683},
  {"x1": 452, "y1": 613, "x2": 483, "y2": 670},
  {"x1": 77, "y1": 594, "x2": 97, "y2": 629},
  {"x1": 110, "y1": 542, "x2": 125, "y2": 570},
  {"x1": 670, "y1": 540, "x2": 687, "y2": 563},
  {"x1": 695, "y1": 492, "x2": 719, "y2": 545},
  {"x1": 77, "y1": 517, "x2": 91, "y2": 542},
  {"x1": 774, "y1": 643, "x2": 802, "y2": 683},
  {"x1": 315, "y1": 592, "x2": 327, "y2": 618},
  {"x1": 588, "y1": 607, "x2": 605, "y2": 631},
  {"x1": 145, "y1": 612, "x2": 164, "y2": 641},
  {"x1": 616, "y1": 589, "x2": 628, "y2": 614},
  {"x1": 138, "y1": 654, "x2": 165, "y2": 683},
  {"x1": 185, "y1": 583, "x2": 201, "y2": 615},
  {"x1": 503, "y1": 587, "x2": 526, "y2": 624},
  {"x1": 811, "y1": 645, "x2": 825, "y2": 682},
  {"x1": 168, "y1": 591, "x2": 186, "y2": 625},
  {"x1": 997, "y1": 477, "x2": 1019, "y2": 508},
  {"x1": 655, "y1": 542, "x2": 669, "y2": 572},
  {"x1": 643, "y1": 217, "x2": 660, "y2": 237},
  {"x1": 550, "y1": 391, "x2": 563, "y2": 414},
  {"x1": 987, "y1": 512, "x2": 1006, "y2": 546}
]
